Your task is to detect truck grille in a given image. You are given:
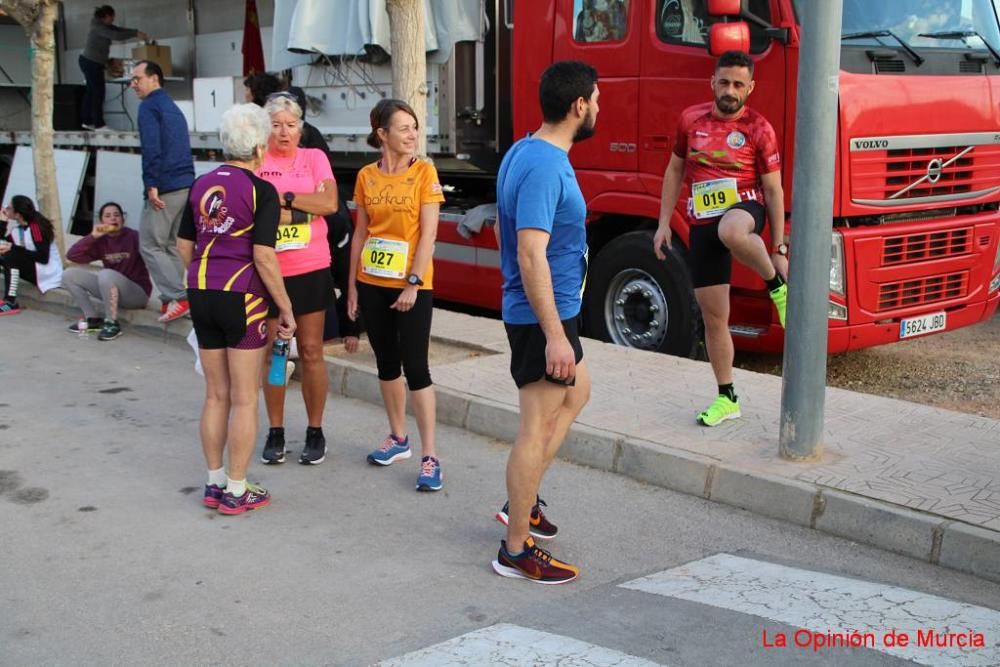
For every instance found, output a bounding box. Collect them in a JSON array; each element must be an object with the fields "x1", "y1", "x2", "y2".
[
  {"x1": 884, "y1": 146, "x2": 973, "y2": 199},
  {"x1": 877, "y1": 271, "x2": 967, "y2": 310},
  {"x1": 850, "y1": 137, "x2": 1000, "y2": 205},
  {"x1": 881, "y1": 227, "x2": 972, "y2": 266}
]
